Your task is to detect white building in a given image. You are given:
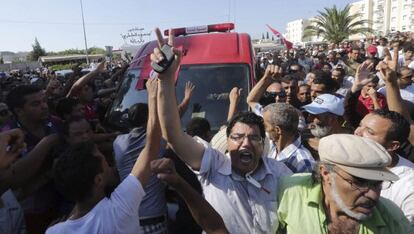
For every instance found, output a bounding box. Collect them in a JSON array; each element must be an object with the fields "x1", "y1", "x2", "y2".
[
  {"x1": 285, "y1": 19, "x2": 310, "y2": 45},
  {"x1": 285, "y1": 0, "x2": 414, "y2": 43},
  {"x1": 350, "y1": 0, "x2": 414, "y2": 37}
]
